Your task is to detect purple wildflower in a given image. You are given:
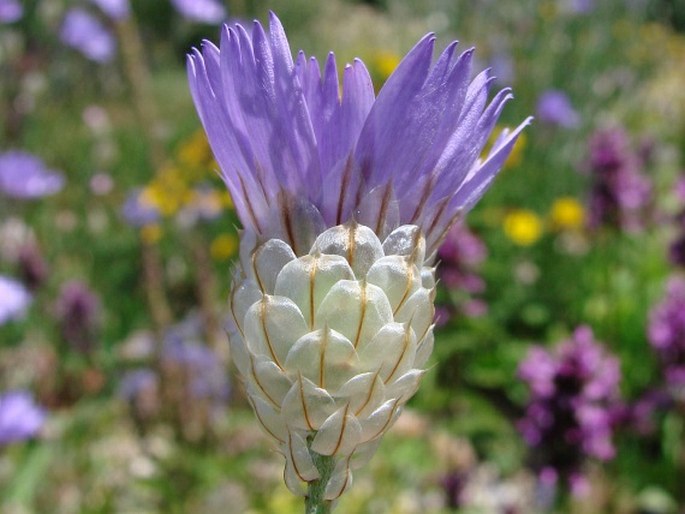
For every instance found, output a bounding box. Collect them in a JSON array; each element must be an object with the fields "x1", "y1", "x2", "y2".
[
  {"x1": 90, "y1": 0, "x2": 130, "y2": 21},
  {"x1": 536, "y1": 90, "x2": 579, "y2": 128},
  {"x1": 187, "y1": 13, "x2": 530, "y2": 254},
  {"x1": 121, "y1": 189, "x2": 160, "y2": 227},
  {"x1": 585, "y1": 127, "x2": 651, "y2": 232},
  {"x1": 518, "y1": 326, "x2": 621, "y2": 494},
  {"x1": 60, "y1": 9, "x2": 116, "y2": 63},
  {"x1": 437, "y1": 223, "x2": 488, "y2": 321},
  {"x1": 648, "y1": 276, "x2": 685, "y2": 401},
  {"x1": 0, "y1": 390, "x2": 46, "y2": 445},
  {"x1": 0, "y1": 274, "x2": 31, "y2": 325},
  {"x1": 0, "y1": 151, "x2": 65, "y2": 199},
  {"x1": 0, "y1": 0, "x2": 22, "y2": 23},
  {"x1": 17, "y1": 242, "x2": 49, "y2": 290},
  {"x1": 172, "y1": 0, "x2": 227, "y2": 24},
  {"x1": 55, "y1": 281, "x2": 102, "y2": 354}
]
